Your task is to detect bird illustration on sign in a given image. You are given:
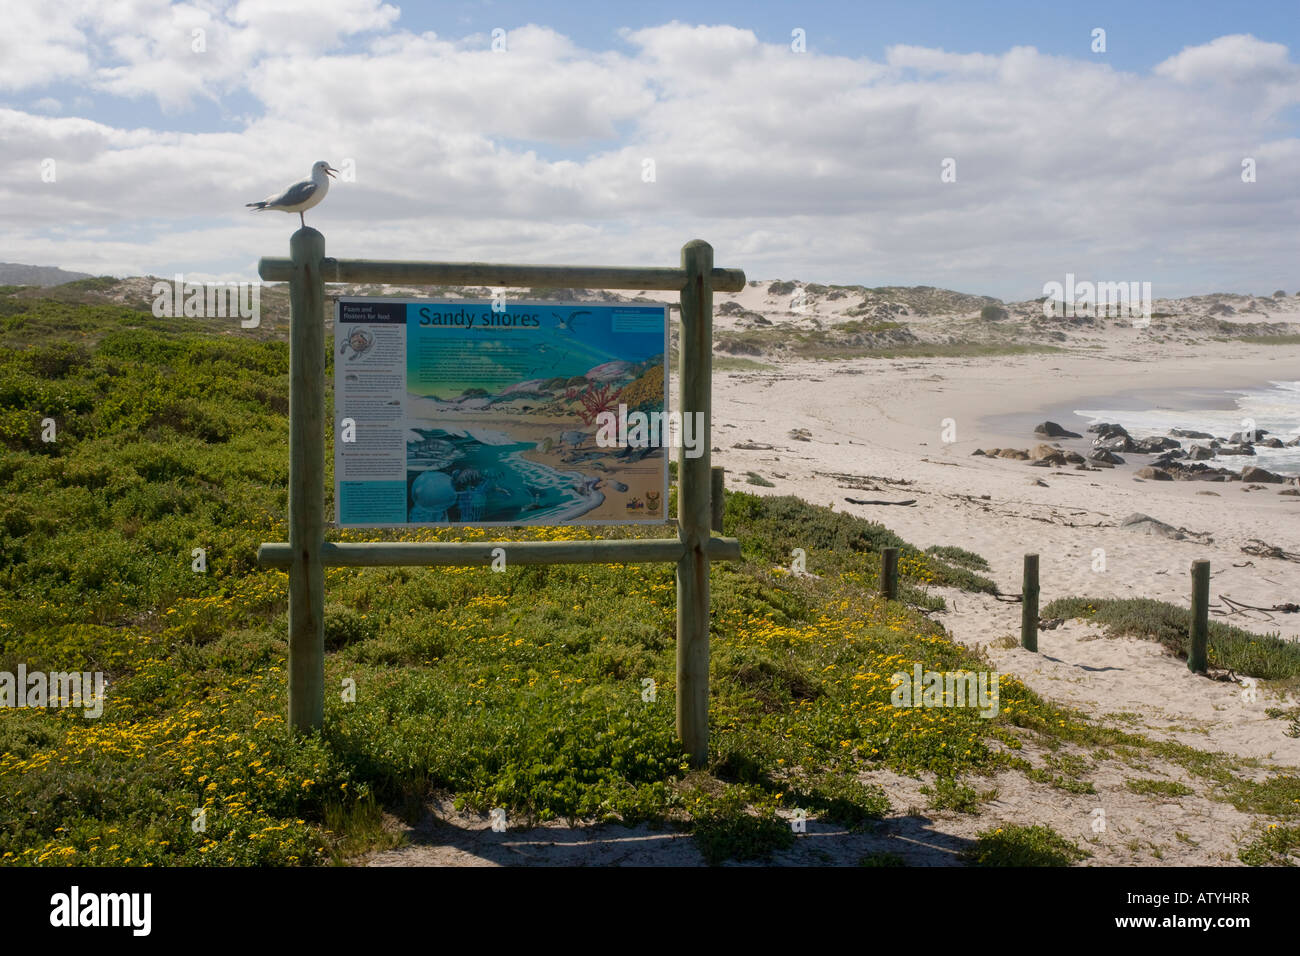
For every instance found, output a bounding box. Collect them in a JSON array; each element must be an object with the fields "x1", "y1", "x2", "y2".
[{"x1": 553, "y1": 310, "x2": 590, "y2": 334}]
